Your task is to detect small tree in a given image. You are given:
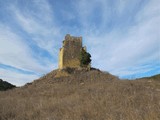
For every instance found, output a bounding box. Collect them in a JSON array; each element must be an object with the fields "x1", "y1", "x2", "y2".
[{"x1": 80, "y1": 49, "x2": 91, "y2": 67}]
